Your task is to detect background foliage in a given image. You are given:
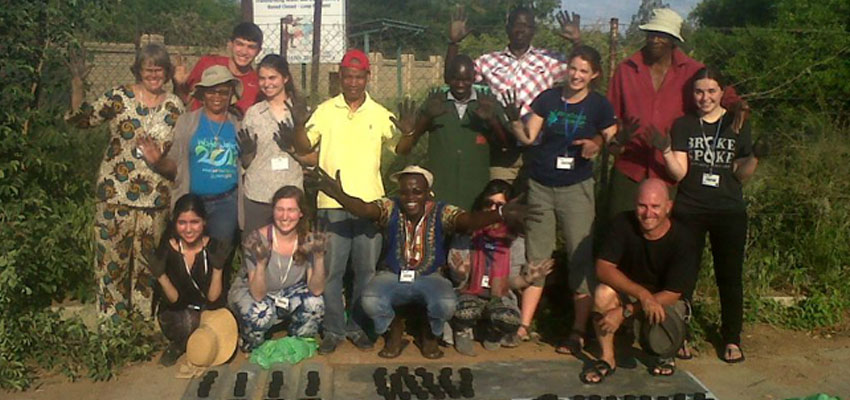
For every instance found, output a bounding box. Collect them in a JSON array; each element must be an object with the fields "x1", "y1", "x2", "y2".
[{"x1": 1, "y1": 0, "x2": 849, "y2": 391}]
